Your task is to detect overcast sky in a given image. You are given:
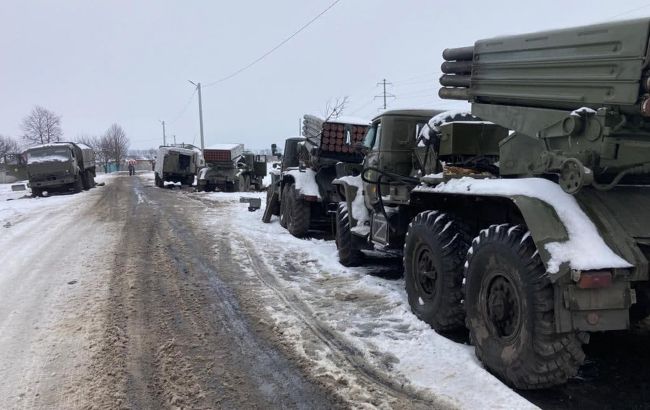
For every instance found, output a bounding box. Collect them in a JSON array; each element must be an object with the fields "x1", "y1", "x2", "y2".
[{"x1": 1, "y1": 0, "x2": 647, "y2": 150}]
